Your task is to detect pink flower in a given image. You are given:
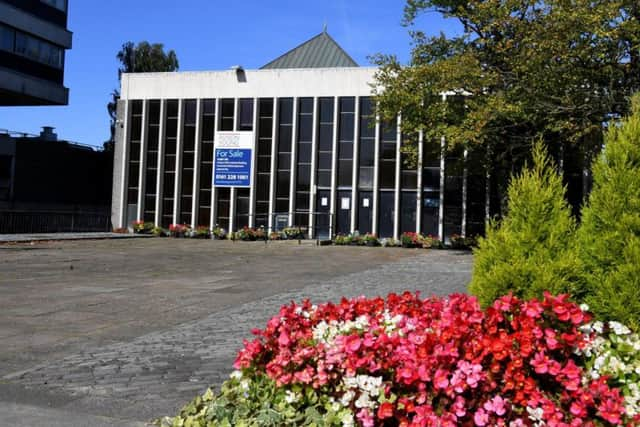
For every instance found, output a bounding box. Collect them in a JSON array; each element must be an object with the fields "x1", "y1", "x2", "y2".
[{"x1": 474, "y1": 408, "x2": 489, "y2": 426}]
